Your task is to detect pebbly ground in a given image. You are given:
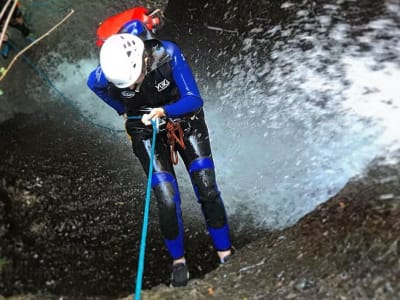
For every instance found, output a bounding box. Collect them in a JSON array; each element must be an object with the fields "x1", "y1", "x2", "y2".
[
  {"x1": 0, "y1": 110, "x2": 399, "y2": 300},
  {"x1": 0, "y1": 109, "x2": 266, "y2": 299}
]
